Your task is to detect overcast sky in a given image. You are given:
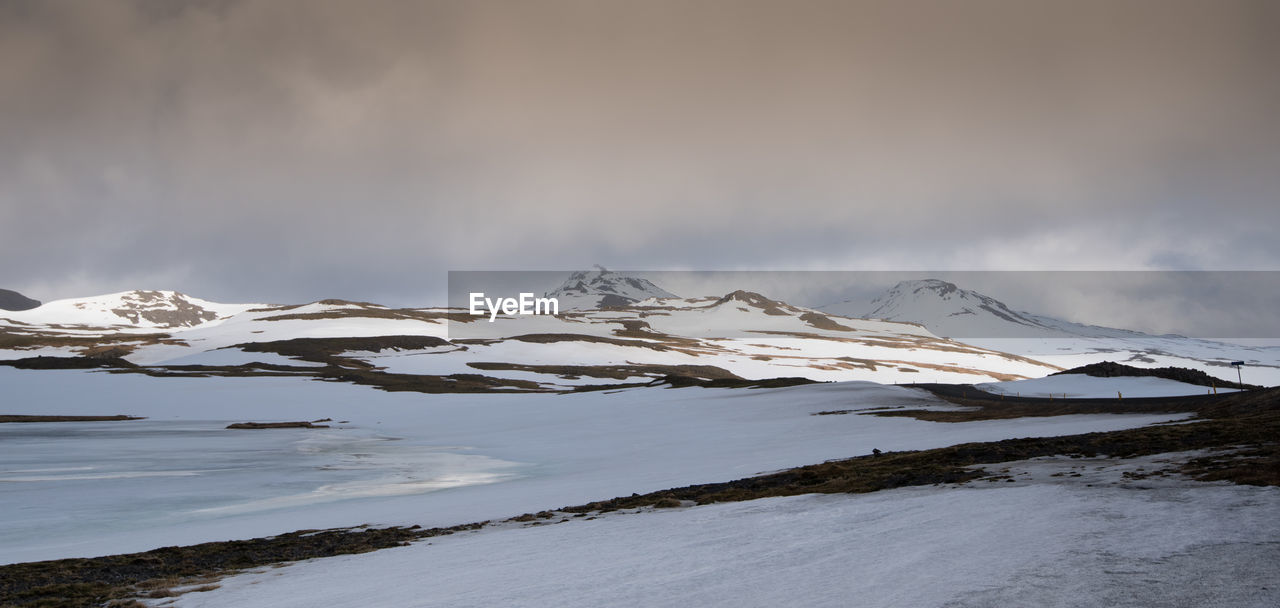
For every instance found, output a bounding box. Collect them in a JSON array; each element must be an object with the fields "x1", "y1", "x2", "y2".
[{"x1": 2, "y1": 0, "x2": 1278, "y2": 310}]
